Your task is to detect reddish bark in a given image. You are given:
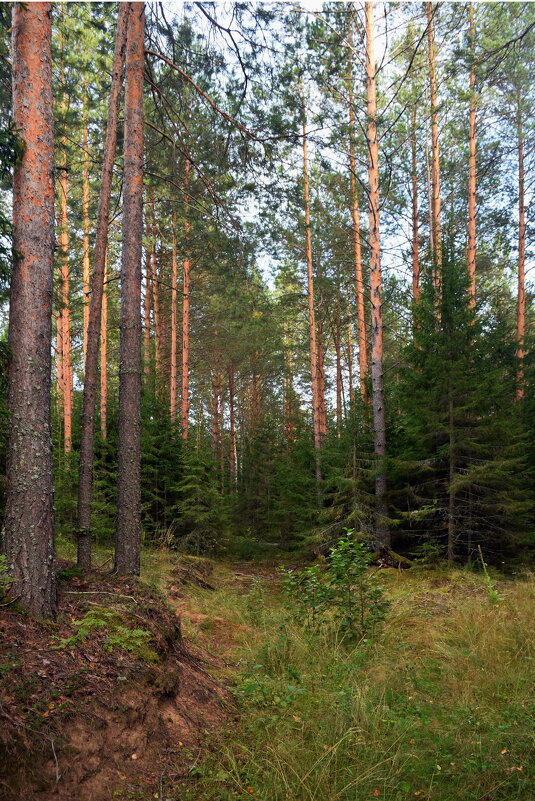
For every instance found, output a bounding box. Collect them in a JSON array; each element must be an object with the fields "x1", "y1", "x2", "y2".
[
  {"x1": 170, "y1": 210, "x2": 178, "y2": 424},
  {"x1": 348, "y1": 32, "x2": 368, "y2": 400},
  {"x1": 4, "y1": 2, "x2": 56, "y2": 618},
  {"x1": 335, "y1": 293, "x2": 342, "y2": 438},
  {"x1": 427, "y1": 2, "x2": 442, "y2": 294},
  {"x1": 411, "y1": 102, "x2": 420, "y2": 303},
  {"x1": 181, "y1": 158, "x2": 191, "y2": 439},
  {"x1": 301, "y1": 91, "x2": 323, "y2": 487},
  {"x1": 252, "y1": 369, "x2": 260, "y2": 435},
  {"x1": 58, "y1": 70, "x2": 72, "y2": 454},
  {"x1": 100, "y1": 251, "x2": 108, "y2": 441},
  {"x1": 516, "y1": 91, "x2": 526, "y2": 400},
  {"x1": 229, "y1": 366, "x2": 237, "y2": 487},
  {"x1": 284, "y1": 325, "x2": 294, "y2": 441},
  {"x1": 346, "y1": 302, "x2": 354, "y2": 406},
  {"x1": 467, "y1": 2, "x2": 477, "y2": 307},
  {"x1": 366, "y1": 1, "x2": 389, "y2": 547},
  {"x1": 316, "y1": 257, "x2": 327, "y2": 442},
  {"x1": 76, "y1": 2, "x2": 130, "y2": 570},
  {"x1": 82, "y1": 92, "x2": 91, "y2": 364},
  {"x1": 220, "y1": 386, "x2": 226, "y2": 492},
  {"x1": 115, "y1": 2, "x2": 144, "y2": 575},
  {"x1": 143, "y1": 249, "x2": 151, "y2": 376},
  {"x1": 150, "y1": 194, "x2": 162, "y2": 383},
  {"x1": 212, "y1": 366, "x2": 221, "y2": 462}
]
